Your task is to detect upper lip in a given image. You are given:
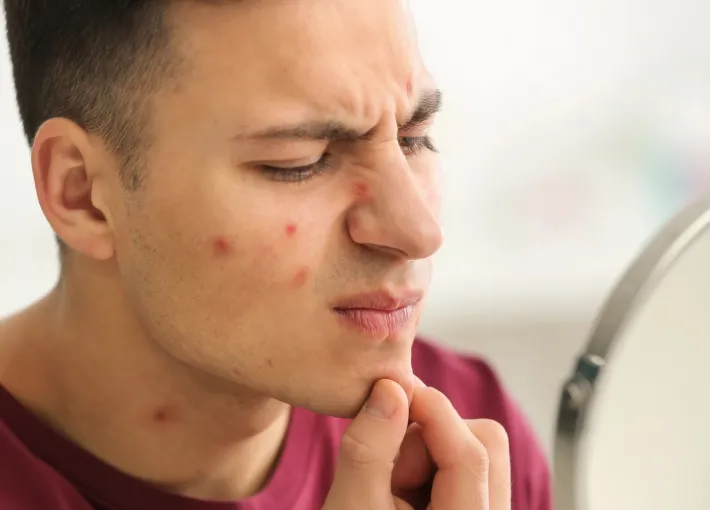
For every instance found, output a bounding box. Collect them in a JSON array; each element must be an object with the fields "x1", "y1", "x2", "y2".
[{"x1": 332, "y1": 290, "x2": 423, "y2": 312}]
